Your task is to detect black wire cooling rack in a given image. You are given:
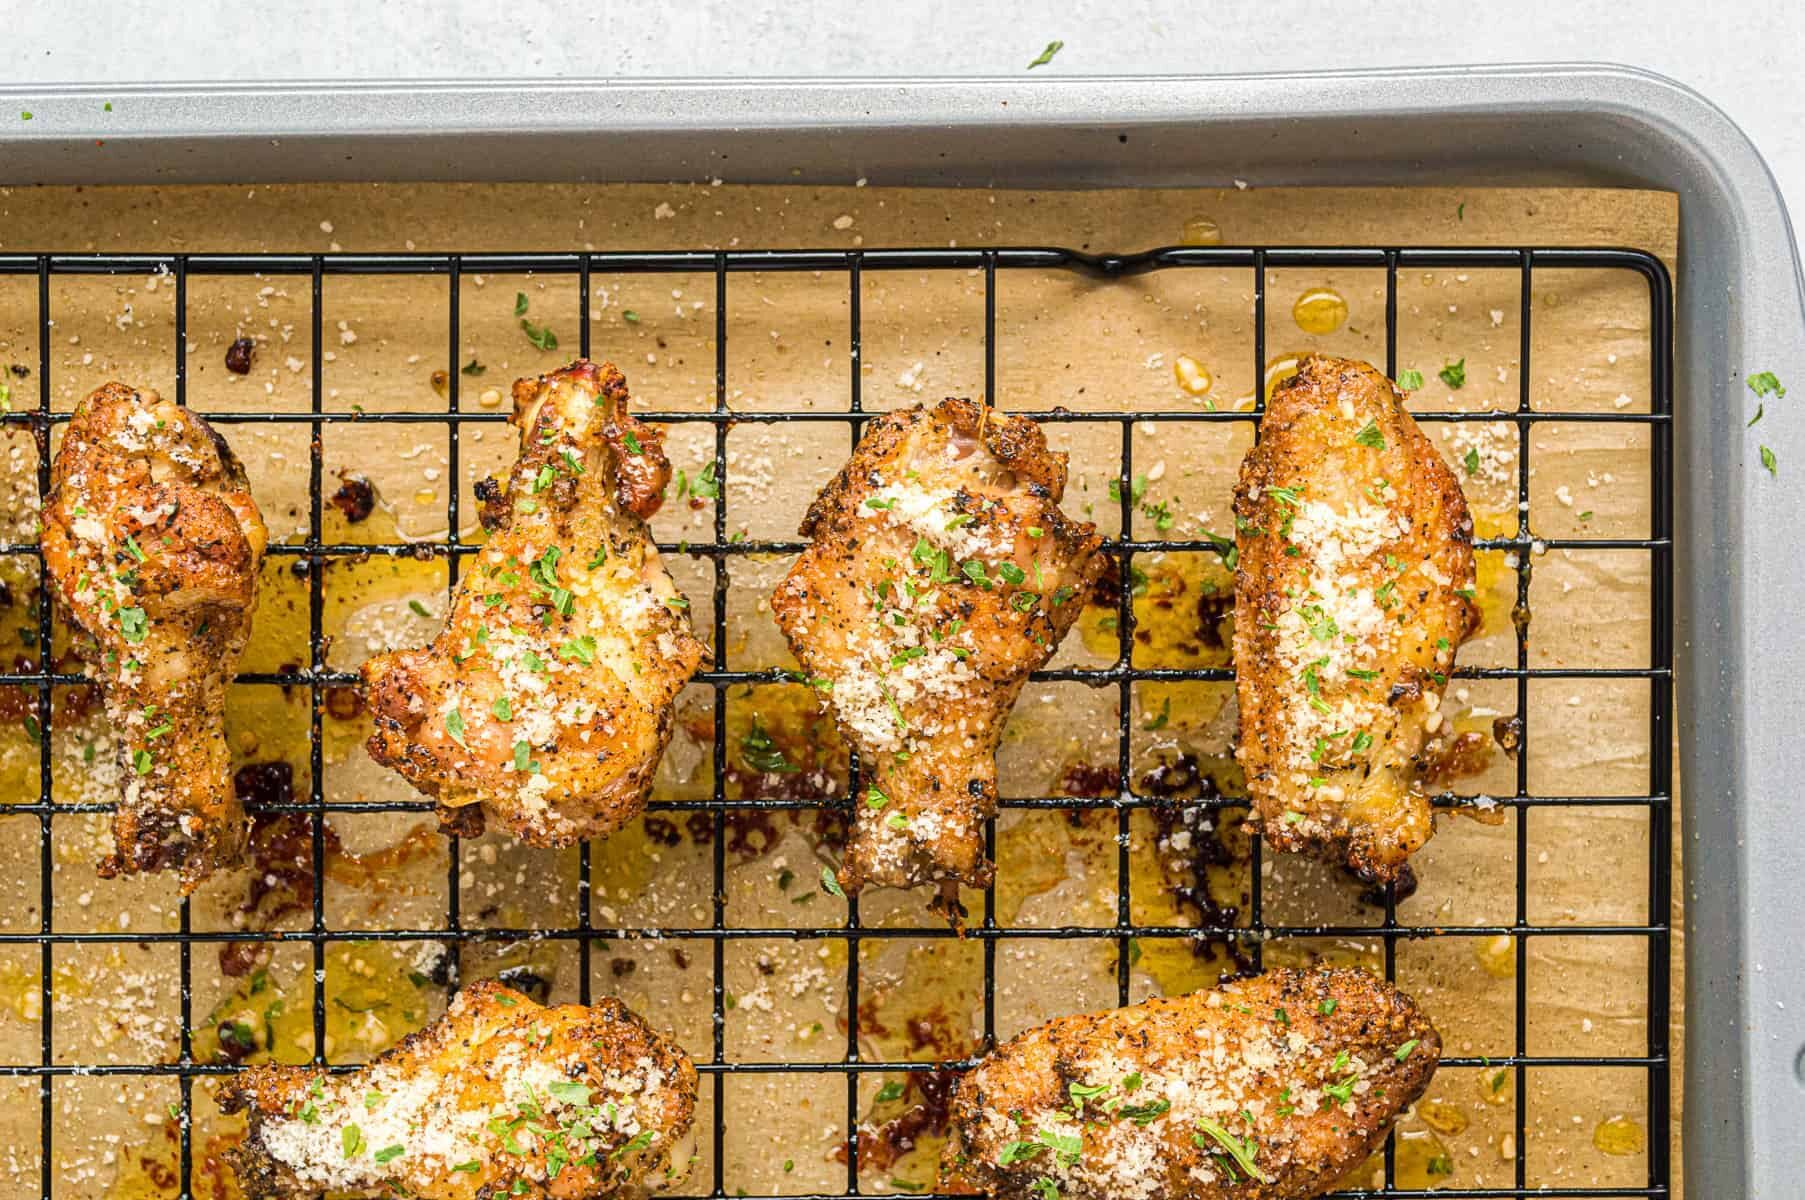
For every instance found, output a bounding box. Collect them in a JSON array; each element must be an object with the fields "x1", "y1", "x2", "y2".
[{"x1": 0, "y1": 245, "x2": 1672, "y2": 1200}]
